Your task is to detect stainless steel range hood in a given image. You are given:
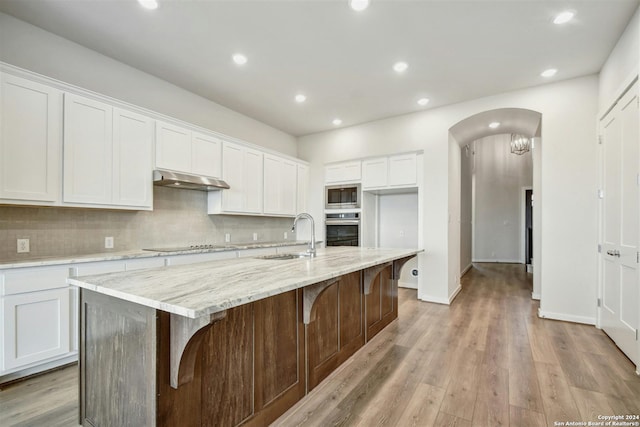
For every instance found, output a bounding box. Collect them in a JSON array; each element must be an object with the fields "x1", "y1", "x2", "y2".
[{"x1": 153, "y1": 169, "x2": 230, "y2": 191}]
